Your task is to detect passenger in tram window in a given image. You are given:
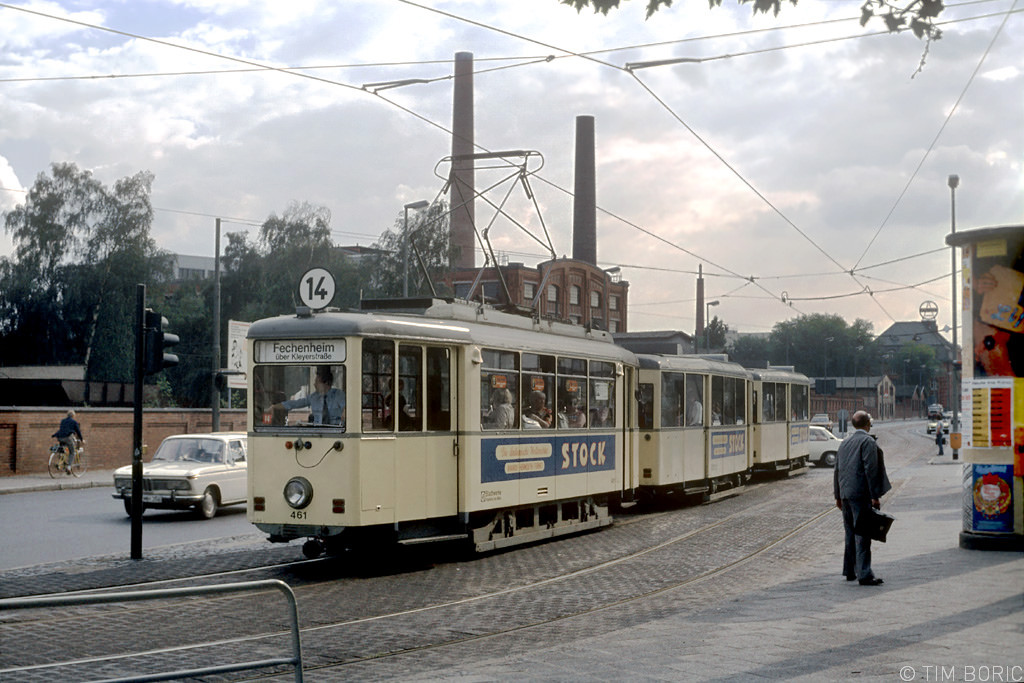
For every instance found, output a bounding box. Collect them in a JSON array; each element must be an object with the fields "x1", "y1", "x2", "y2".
[
  {"x1": 711, "y1": 402, "x2": 722, "y2": 426},
  {"x1": 523, "y1": 390, "x2": 552, "y2": 428},
  {"x1": 563, "y1": 399, "x2": 587, "y2": 428},
  {"x1": 687, "y1": 396, "x2": 703, "y2": 426},
  {"x1": 590, "y1": 405, "x2": 611, "y2": 427},
  {"x1": 486, "y1": 388, "x2": 516, "y2": 429}
]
